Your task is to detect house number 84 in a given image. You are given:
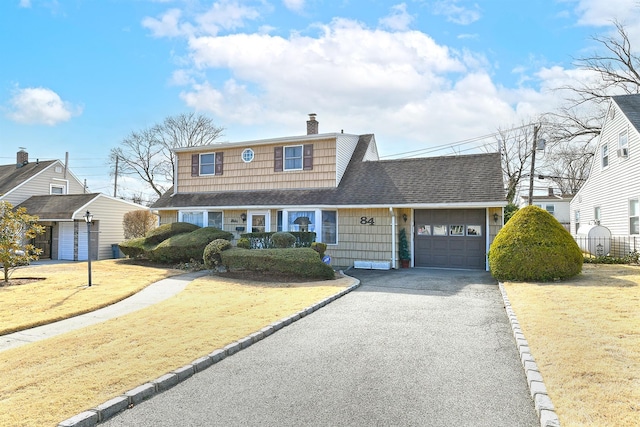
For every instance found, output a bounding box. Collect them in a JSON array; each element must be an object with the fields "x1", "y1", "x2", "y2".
[{"x1": 360, "y1": 216, "x2": 375, "y2": 225}]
